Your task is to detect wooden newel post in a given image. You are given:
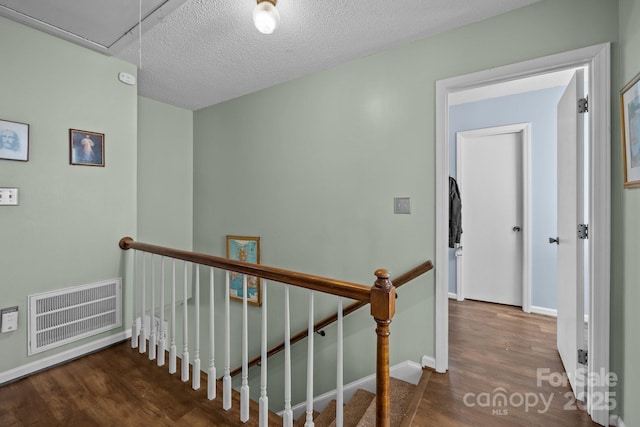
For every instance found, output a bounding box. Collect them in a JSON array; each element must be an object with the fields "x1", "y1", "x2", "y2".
[{"x1": 370, "y1": 268, "x2": 395, "y2": 427}]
